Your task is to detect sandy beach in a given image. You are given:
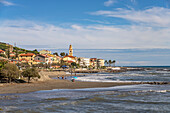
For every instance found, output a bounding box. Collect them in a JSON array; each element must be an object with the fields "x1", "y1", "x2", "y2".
[
  {"x1": 0, "y1": 79, "x2": 142, "y2": 94},
  {"x1": 0, "y1": 71, "x2": 142, "y2": 94},
  {"x1": 1, "y1": 71, "x2": 169, "y2": 94}
]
